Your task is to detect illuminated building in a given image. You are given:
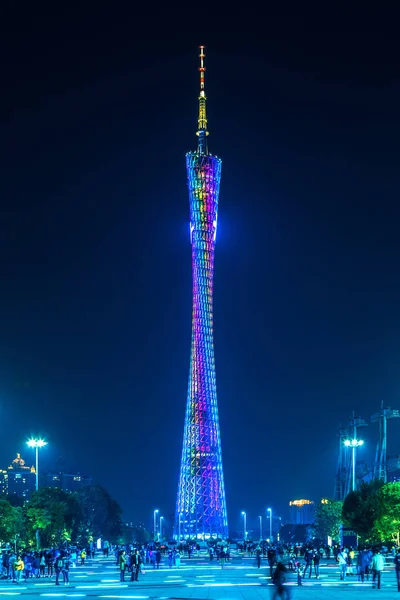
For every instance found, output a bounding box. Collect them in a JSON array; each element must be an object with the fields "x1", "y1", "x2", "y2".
[
  {"x1": 289, "y1": 499, "x2": 315, "y2": 525},
  {"x1": 6, "y1": 453, "x2": 36, "y2": 499},
  {"x1": 175, "y1": 46, "x2": 228, "y2": 540},
  {"x1": 0, "y1": 470, "x2": 7, "y2": 494},
  {"x1": 43, "y1": 472, "x2": 92, "y2": 492}
]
